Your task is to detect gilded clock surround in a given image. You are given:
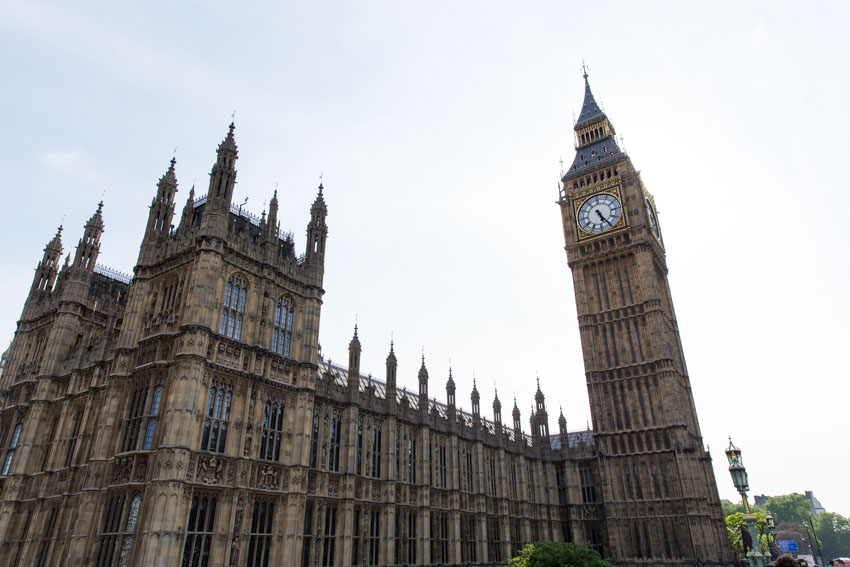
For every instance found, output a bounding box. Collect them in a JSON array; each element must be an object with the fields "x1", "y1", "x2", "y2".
[{"x1": 571, "y1": 180, "x2": 628, "y2": 241}]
